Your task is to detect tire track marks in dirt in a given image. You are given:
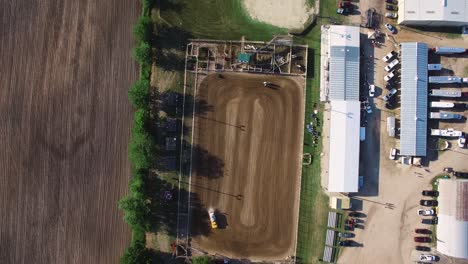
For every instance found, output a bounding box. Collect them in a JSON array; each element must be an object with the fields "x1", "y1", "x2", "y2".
[
  {"x1": 190, "y1": 72, "x2": 304, "y2": 260},
  {"x1": 0, "y1": 1, "x2": 138, "y2": 263}
]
